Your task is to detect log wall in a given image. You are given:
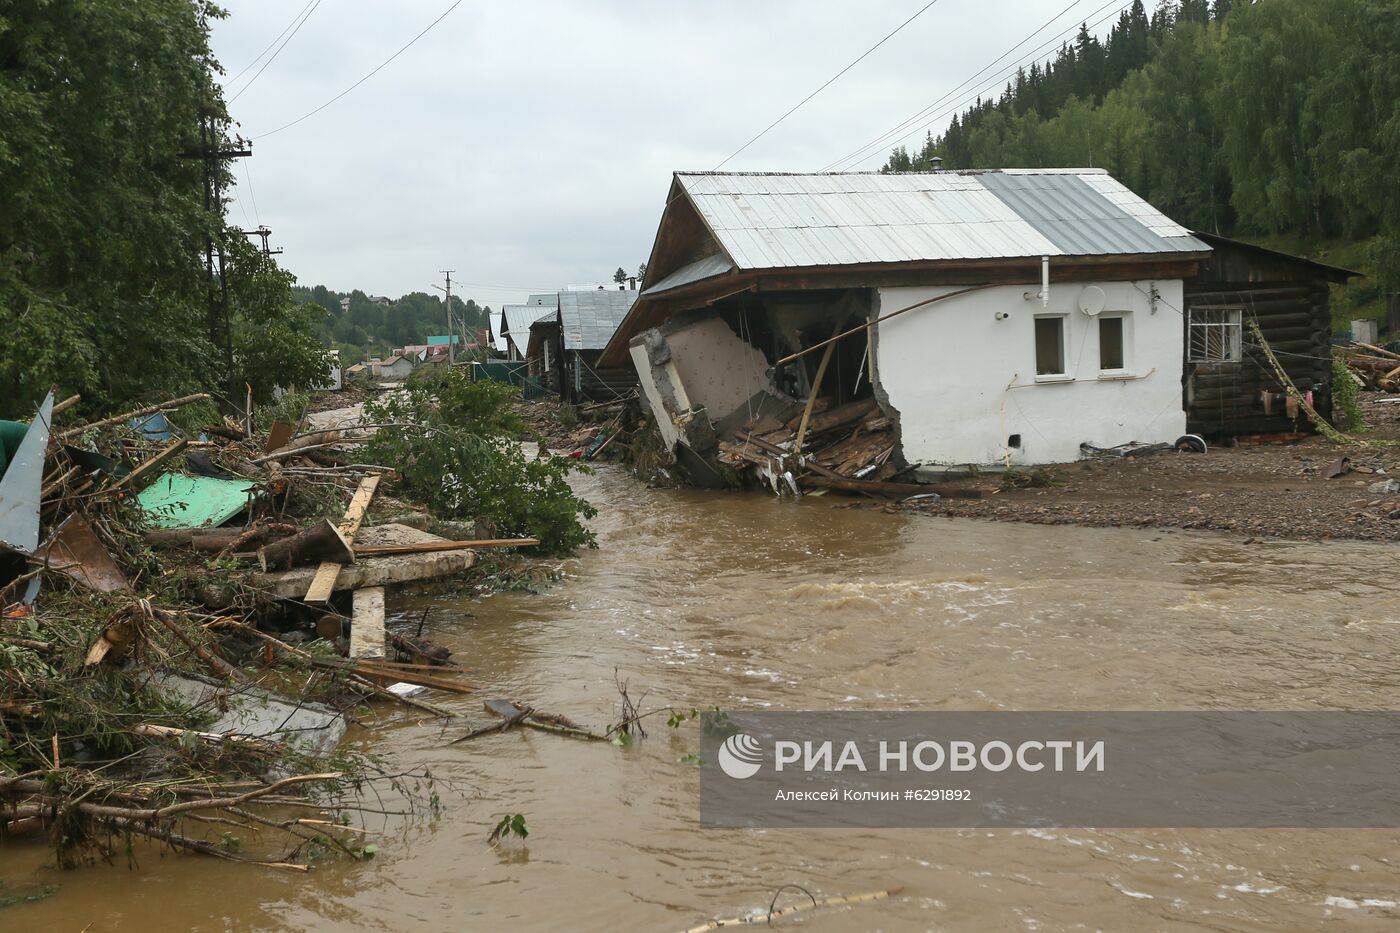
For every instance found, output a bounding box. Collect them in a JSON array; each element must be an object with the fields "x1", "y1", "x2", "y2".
[{"x1": 1184, "y1": 278, "x2": 1334, "y2": 438}]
